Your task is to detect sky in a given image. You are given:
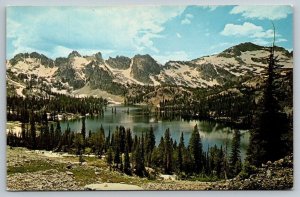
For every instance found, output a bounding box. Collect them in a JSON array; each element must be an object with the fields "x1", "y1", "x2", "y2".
[{"x1": 6, "y1": 5, "x2": 293, "y2": 64}]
